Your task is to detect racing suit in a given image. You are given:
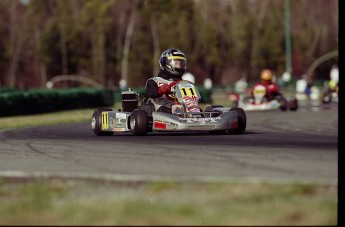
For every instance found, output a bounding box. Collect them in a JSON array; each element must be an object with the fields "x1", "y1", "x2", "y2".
[{"x1": 145, "y1": 73, "x2": 180, "y2": 113}]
